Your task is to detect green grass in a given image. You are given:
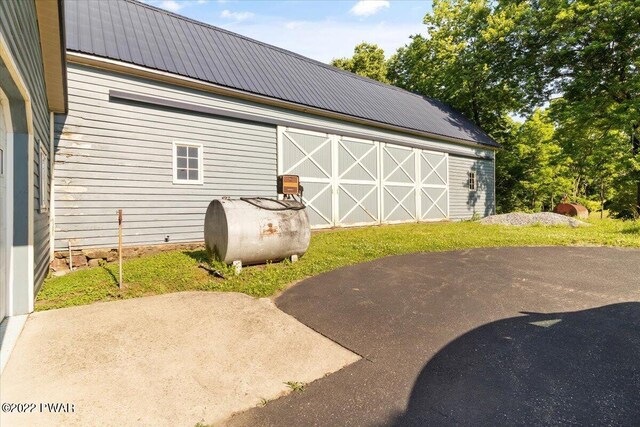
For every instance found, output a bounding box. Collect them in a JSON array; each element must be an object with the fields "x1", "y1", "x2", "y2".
[
  {"x1": 36, "y1": 219, "x2": 639, "y2": 311},
  {"x1": 284, "y1": 381, "x2": 306, "y2": 392}
]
